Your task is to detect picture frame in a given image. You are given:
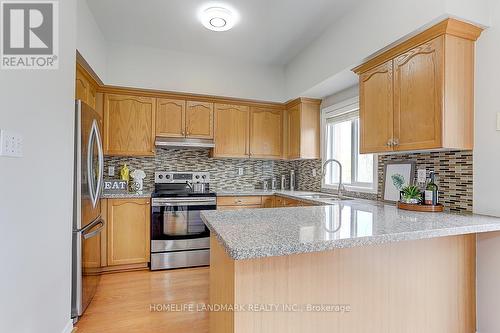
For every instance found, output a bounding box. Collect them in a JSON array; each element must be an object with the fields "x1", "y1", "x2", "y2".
[{"x1": 382, "y1": 161, "x2": 416, "y2": 202}]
